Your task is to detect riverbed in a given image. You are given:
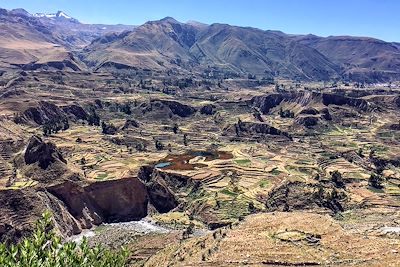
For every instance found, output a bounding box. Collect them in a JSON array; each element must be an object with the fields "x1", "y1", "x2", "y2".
[
  {"x1": 68, "y1": 217, "x2": 209, "y2": 248},
  {"x1": 68, "y1": 217, "x2": 172, "y2": 244}
]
